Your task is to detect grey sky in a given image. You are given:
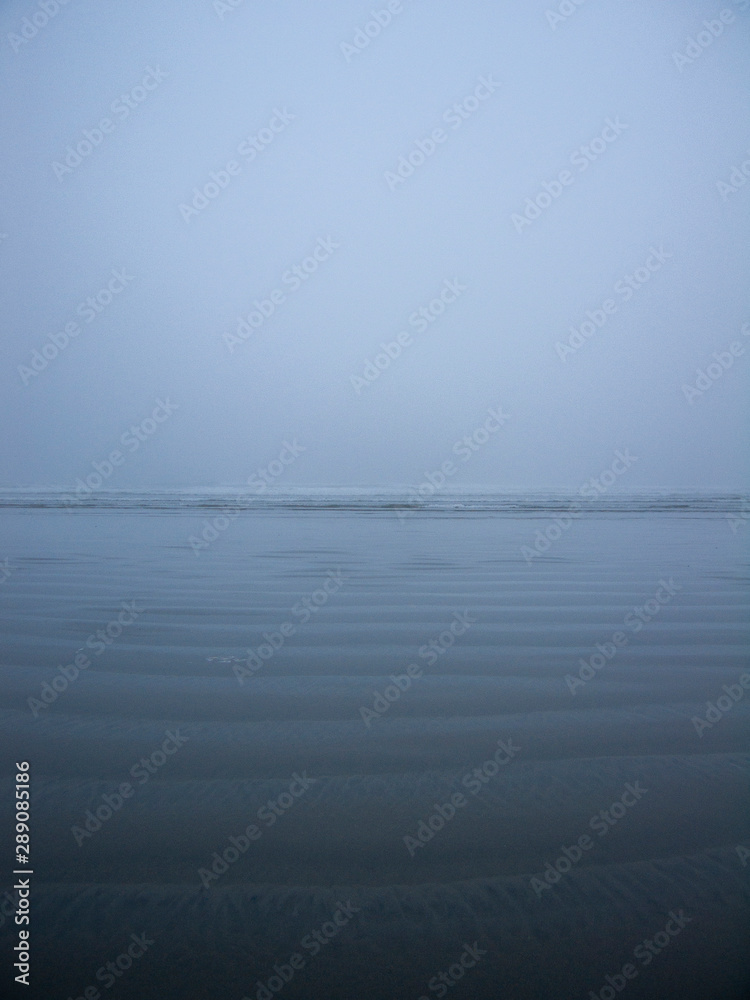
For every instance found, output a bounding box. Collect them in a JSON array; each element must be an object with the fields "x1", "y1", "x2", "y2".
[{"x1": 1, "y1": 0, "x2": 748, "y2": 489}]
